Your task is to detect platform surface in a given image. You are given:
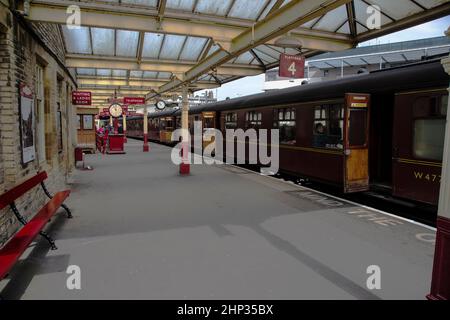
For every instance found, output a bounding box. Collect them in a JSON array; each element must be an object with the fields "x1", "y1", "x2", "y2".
[{"x1": 0, "y1": 140, "x2": 436, "y2": 300}]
